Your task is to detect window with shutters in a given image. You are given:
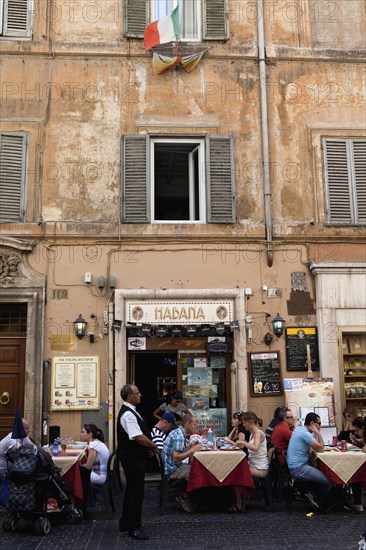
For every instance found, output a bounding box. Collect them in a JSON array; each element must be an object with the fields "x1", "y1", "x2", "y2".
[
  {"x1": 323, "y1": 138, "x2": 366, "y2": 225},
  {"x1": 0, "y1": 132, "x2": 28, "y2": 222},
  {"x1": 0, "y1": 0, "x2": 32, "y2": 38},
  {"x1": 122, "y1": 135, "x2": 235, "y2": 224},
  {"x1": 125, "y1": 0, "x2": 228, "y2": 41}
]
